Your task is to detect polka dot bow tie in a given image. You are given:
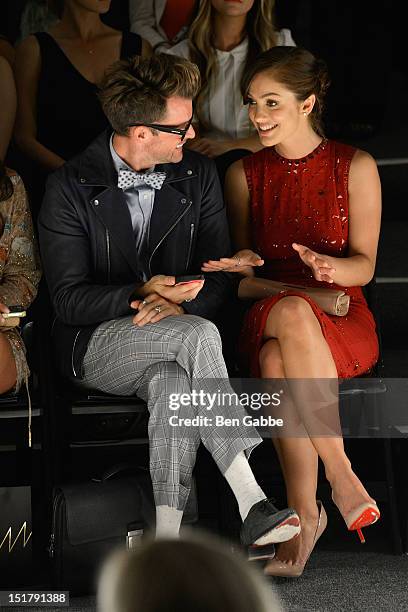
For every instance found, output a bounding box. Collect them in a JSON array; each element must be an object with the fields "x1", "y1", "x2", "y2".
[{"x1": 117, "y1": 169, "x2": 167, "y2": 191}]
